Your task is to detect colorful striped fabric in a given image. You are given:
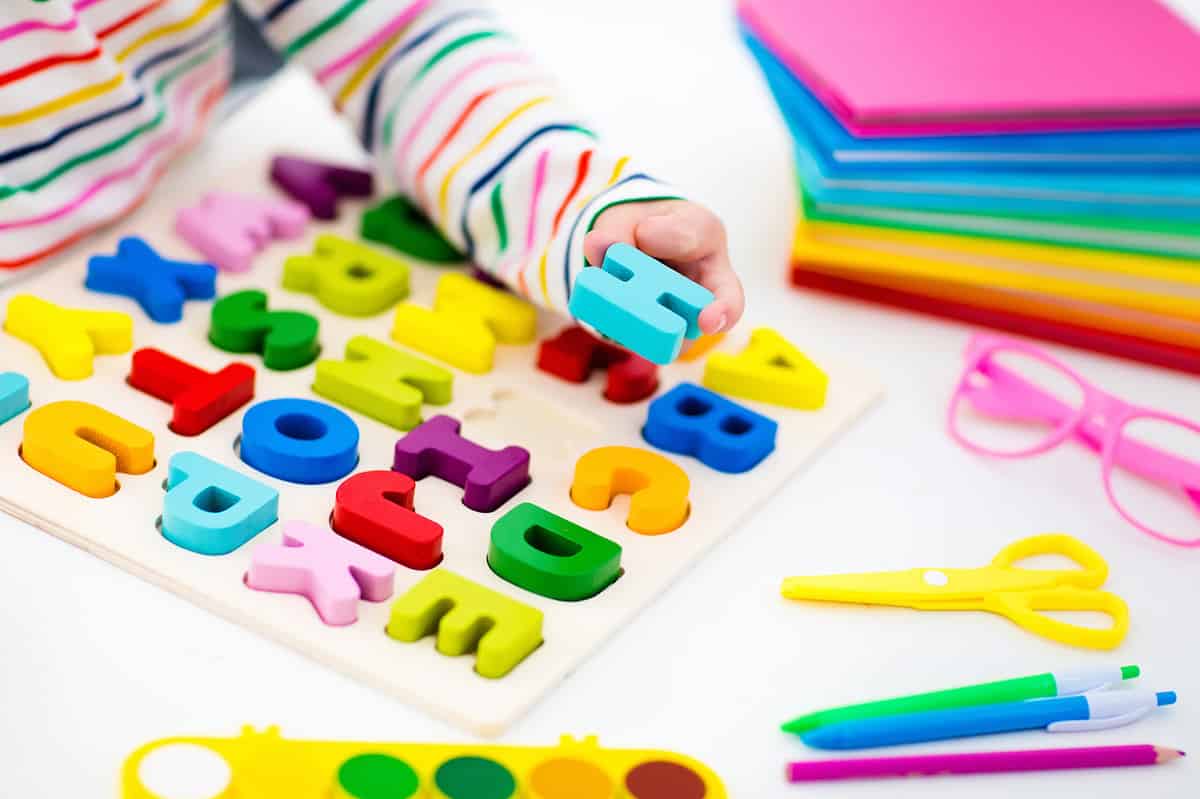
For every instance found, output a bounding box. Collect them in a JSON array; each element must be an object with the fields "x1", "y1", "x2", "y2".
[{"x1": 0, "y1": 0, "x2": 679, "y2": 313}]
